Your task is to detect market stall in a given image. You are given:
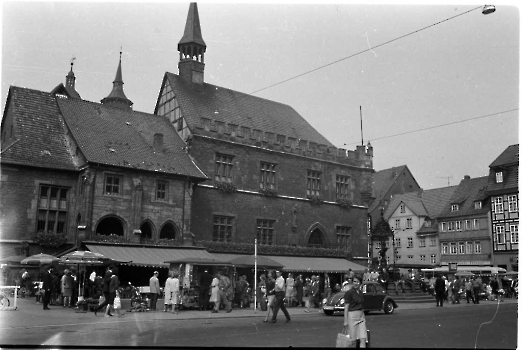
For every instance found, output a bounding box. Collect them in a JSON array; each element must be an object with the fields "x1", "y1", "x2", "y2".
[{"x1": 164, "y1": 257, "x2": 232, "y2": 310}]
